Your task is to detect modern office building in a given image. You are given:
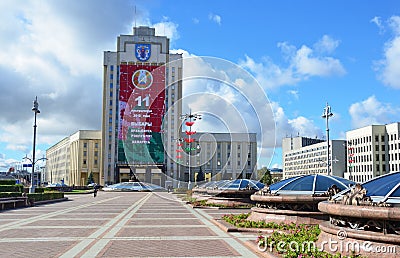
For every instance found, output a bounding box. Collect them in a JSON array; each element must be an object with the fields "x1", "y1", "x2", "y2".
[
  {"x1": 282, "y1": 136, "x2": 346, "y2": 178},
  {"x1": 101, "y1": 26, "x2": 182, "y2": 186},
  {"x1": 178, "y1": 133, "x2": 257, "y2": 185},
  {"x1": 45, "y1": 130, "x2": 101, "y2": 186},
  {"x1": 345, "y1": 122, "x2": 400, "y2": 182}
]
